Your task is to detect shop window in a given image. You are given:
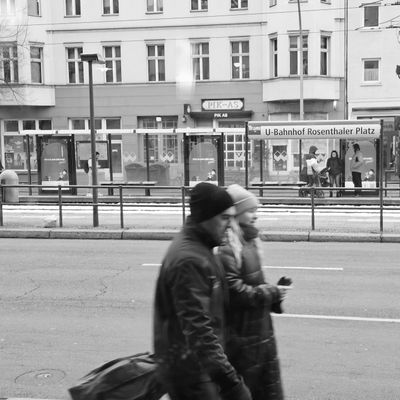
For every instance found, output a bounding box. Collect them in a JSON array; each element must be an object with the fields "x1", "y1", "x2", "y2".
[
  {"x1": 139, "y1": 116, "x2": 178, "y2": 164},
  {"x1": 2, "y1": 119, "x2": 50, "y2": 170},
  {"x1": 272, "y1": 145, "x2": 287, "y2": 171}
]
